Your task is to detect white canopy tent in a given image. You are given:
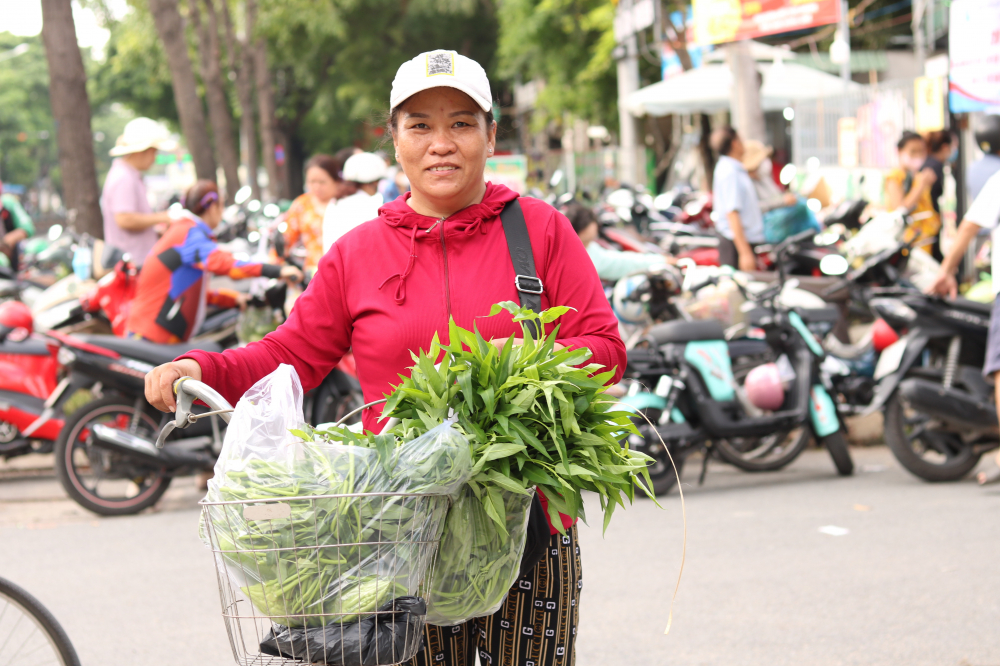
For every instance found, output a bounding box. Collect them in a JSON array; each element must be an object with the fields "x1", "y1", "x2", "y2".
[{"x1": 625, "y1": 62, "x2": 861, "y2": 117}]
